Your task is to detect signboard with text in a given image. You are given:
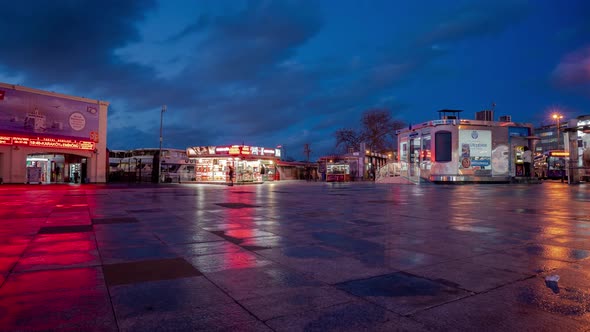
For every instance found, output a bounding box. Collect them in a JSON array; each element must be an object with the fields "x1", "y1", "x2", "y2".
[
  {"x1": 0, "y1": 88, "x2": 100, "y2": 142},
  {"x1": 0, "y1": 134, "x2": 95, "y2": 151},
  {"x1": 187, "y1": 145, "x2": 277, "y2": 158}
]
